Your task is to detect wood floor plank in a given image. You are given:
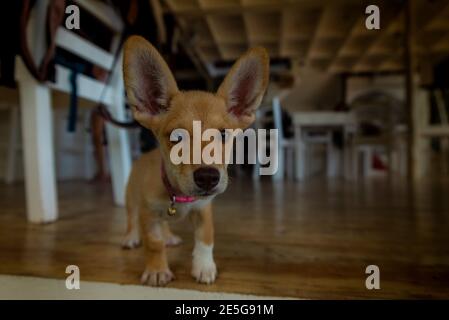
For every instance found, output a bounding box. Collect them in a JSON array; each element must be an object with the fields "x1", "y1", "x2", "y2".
[{"x1": 0, "y1": 177, "x2": 448, "y2": 299}]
